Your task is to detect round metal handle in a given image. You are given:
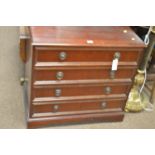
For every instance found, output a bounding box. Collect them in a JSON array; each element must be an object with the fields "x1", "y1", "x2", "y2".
[
  {"x1": 56, "y1": 71, "x2": 64, "y2": 80},
  {"x1": 53, "y1": 105, "x2": 59, "y2": 112},
  {"x1": 20, "y1": 77, "x2": 28, "y2": 85},
  {"x1": 59, "y1": 52, "x2": 67, "y2": 60},
  {"x1": 104, "y1": 86, "x2": 112, "y2": 94},
  {"x1": 114, "y1": 52, "x2": 121, "y2": 59},
  {"x1": 110, "y1": 71, "x2": 115, "y2": 79},
  {"x1": 101, "y1": 102, "x2": 107, "y2": 108},
  {"x1": 55, "y1": 88, "x2": 61, "y2": 97}
]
